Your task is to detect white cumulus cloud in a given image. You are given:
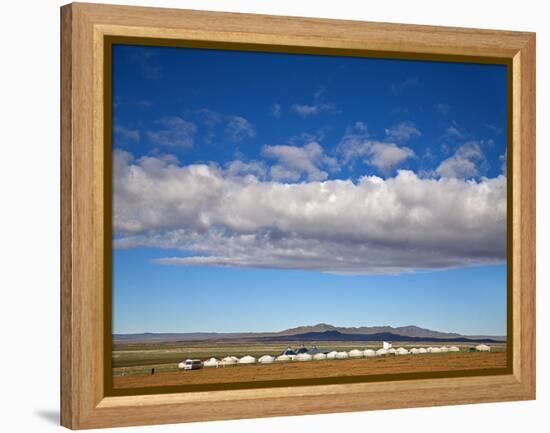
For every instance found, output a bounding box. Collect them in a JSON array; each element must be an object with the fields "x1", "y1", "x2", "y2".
[
  {"x1": 262, "y1": 142, "x2": 337, "y2": 182},
  {"x1": 436, "y1": 141, "x2": 484, "y2": 179},
  {"x1": 146, "y1": 117, "x2": 197, "y2": 147},
  {"x1": 113, "y1": 150, "x2": 506, "y2": 275},
  {"x1": 225, "y1": 115, "x2": 256, "y2": 141},
  {"x1": 338, "y1": 124, "x2": 415, "y2": 173},
  {"x1": 184, "y1": 108, "x2": 256, "y2": 143},
  {"x1": 368, "y1": 142, "x2": 415, "y2": 172},
  {"x1": 114, "y1": 125, "x2": 140, "y2": 143},
  {"x1": 384, "y1": 121, "x2": 421, "y2": 142}
]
